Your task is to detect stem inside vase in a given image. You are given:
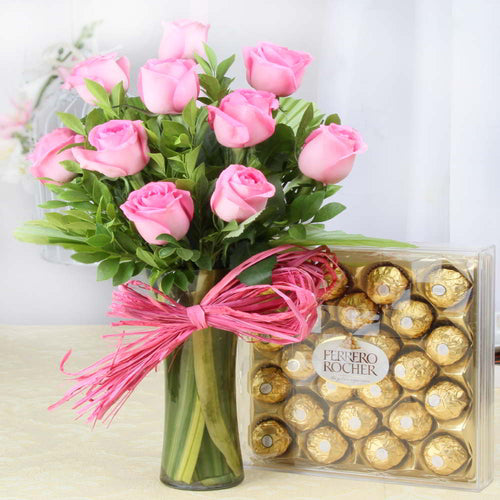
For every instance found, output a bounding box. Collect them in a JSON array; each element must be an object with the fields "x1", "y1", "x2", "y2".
[{"x1": 160, "y1": 270, "x2": 244, "y2": 490}]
